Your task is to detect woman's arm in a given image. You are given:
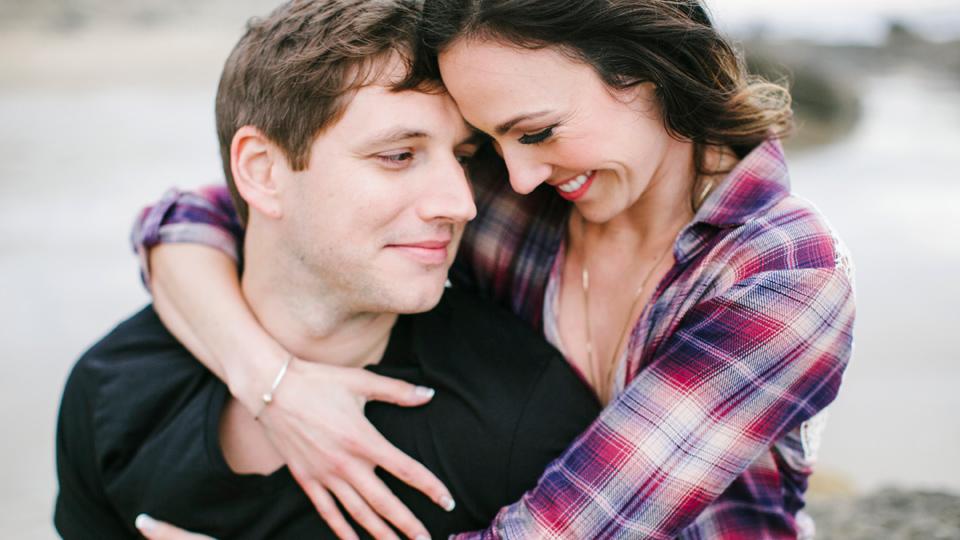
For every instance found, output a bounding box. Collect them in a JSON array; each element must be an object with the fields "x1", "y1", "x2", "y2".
[
  {"x1": 456, "y1": 265, "x2": 856, "y2": 540},
  {"x1": 128, "y1": 265, "x2": 855, "y2": 540},
  {"x1": 134, "y1": 187, "x2": 454, "y2": 540},
  {"x1": 150, "y1": 243, "x2": 272, "y2": 403}
]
